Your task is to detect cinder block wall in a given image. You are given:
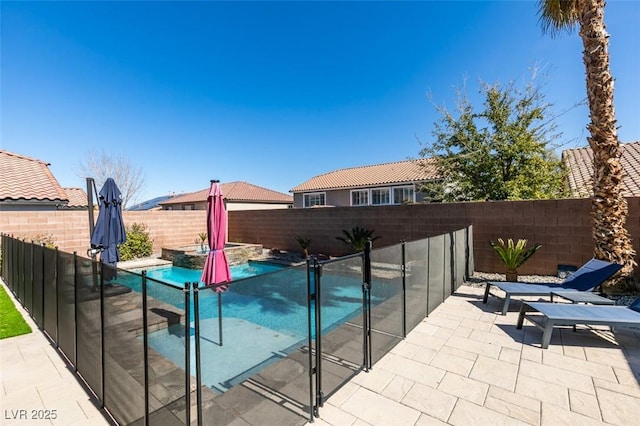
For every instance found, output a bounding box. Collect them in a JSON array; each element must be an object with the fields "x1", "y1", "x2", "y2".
[{"x1": 1, "y1": 197, "x2": 638, "y2": 276}]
